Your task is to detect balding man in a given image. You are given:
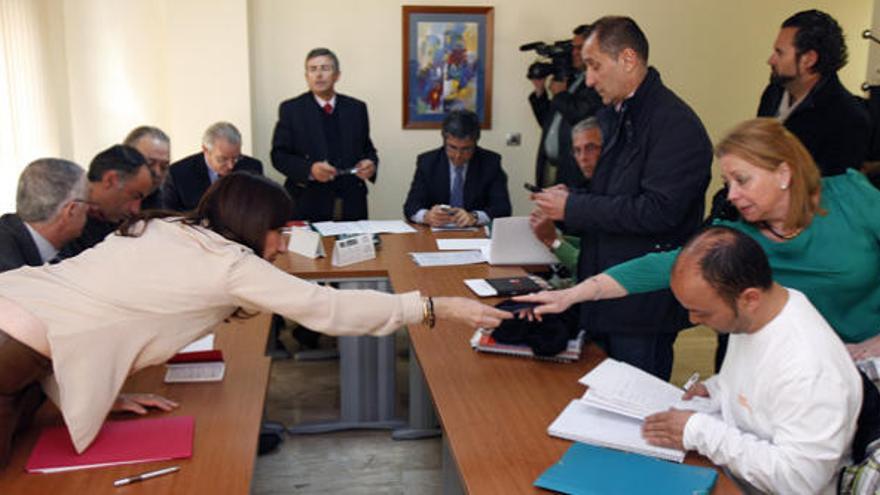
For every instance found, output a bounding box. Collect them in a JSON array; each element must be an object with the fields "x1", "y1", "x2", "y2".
[
  {"x1": 162, "y1": 122, "x2": 263, "y2": 212},
  {"x1": 0, "y1": 159, "x2": 88, "y2": 271}
]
